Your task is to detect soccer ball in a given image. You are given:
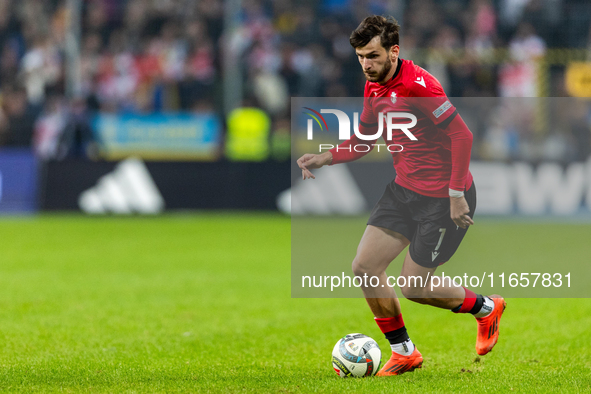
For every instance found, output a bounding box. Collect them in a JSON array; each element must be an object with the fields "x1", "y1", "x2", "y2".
[{"x1": 331, "y1": 333, "x2": 381, "y2": 378}]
